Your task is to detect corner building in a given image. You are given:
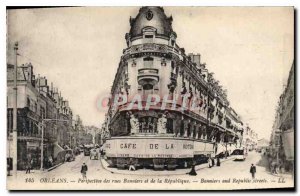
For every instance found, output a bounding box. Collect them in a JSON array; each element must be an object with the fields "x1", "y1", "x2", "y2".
[{"x1": 105, "y1": 7, "x2": 244, "y2": 169}]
